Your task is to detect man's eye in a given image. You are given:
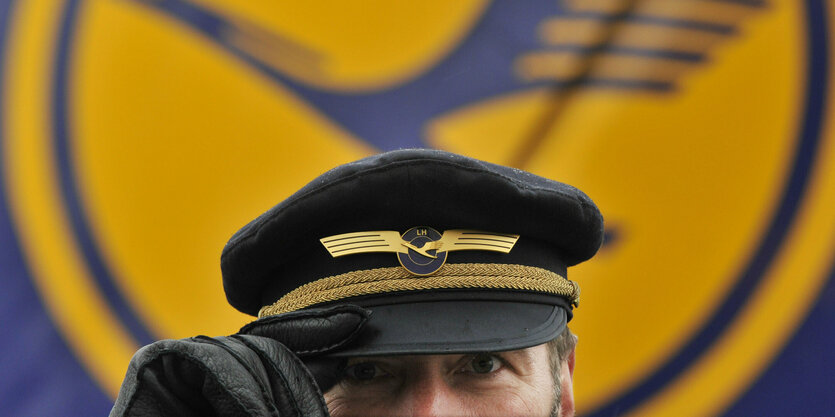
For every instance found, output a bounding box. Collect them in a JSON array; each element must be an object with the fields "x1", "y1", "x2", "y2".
[
  {"x1": 464, "y1": 353, "x2": 502, "y2": 374},
  {"x1": 343, "y1": 362, "x2": 385, "y2": 382}
]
